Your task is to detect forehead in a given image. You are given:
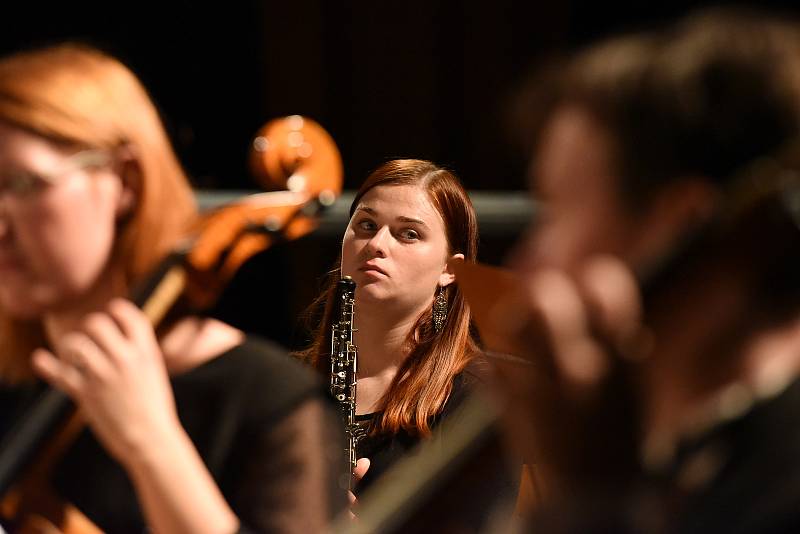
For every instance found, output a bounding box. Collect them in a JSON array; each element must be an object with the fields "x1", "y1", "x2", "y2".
[
  {"x1": 0, "y1": 122, "x2": 71, "y2": 169},
  {"x1": 356, "y1": 184, "x2": 440, "y2": 221},
  {"x1": 532, "y1": 106, "x2": 620, "y2": 200}
]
